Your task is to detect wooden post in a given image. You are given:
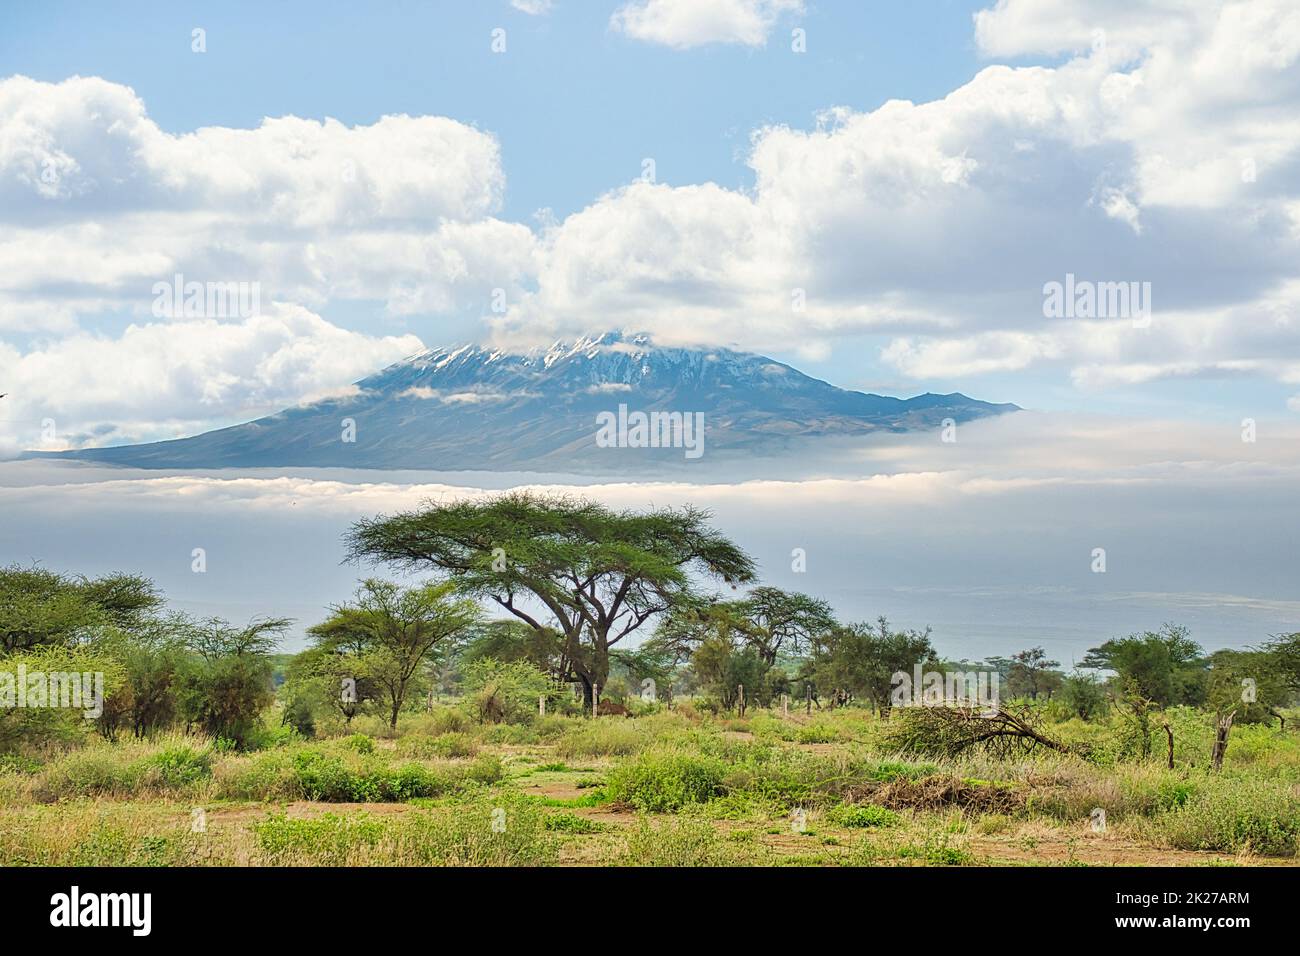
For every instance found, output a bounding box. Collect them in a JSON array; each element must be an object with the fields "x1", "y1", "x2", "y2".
[
  {"x1": 1211, "y1": 711, "x2": 1235, "y2": 771},
  {"x1": 539, "y1": 695, "x2": 546, "y2": 717},
  {"x1": 782, "y1": 694, "x2": 789, "y2": 718},
  {"x1": 737, "y1": 683, "x2": 745, "y2": 716},
  {"x1": 806, "y1": 684, "x2": 812, "y2": 716},
  {"x1": 593, "y1": 683, "x2": 600, "y2": 717}
]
